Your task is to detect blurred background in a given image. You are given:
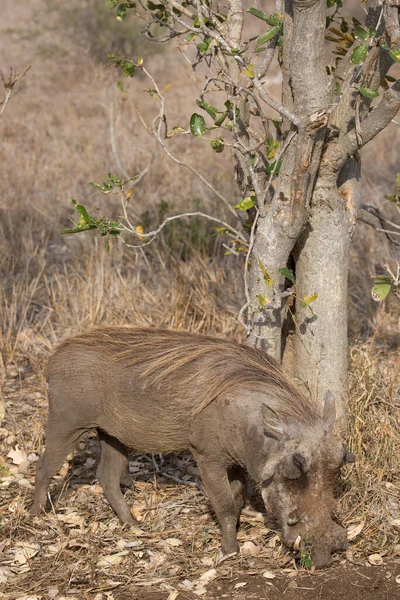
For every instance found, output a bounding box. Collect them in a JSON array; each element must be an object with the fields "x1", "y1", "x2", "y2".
[{"x1": 0, "y1": 0, "x2": 399, "y2": 366}]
